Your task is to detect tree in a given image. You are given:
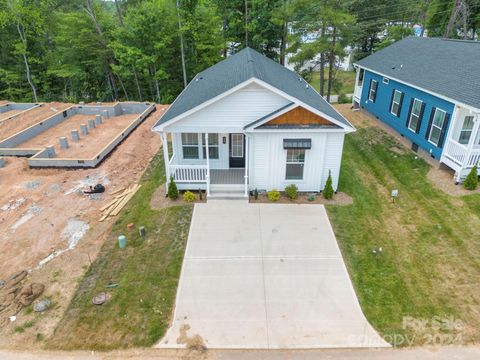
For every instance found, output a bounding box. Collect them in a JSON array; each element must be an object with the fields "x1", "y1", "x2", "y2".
[
  {"x1": 323, "y1": 170, "x2": 334, "y2": 199},
  {"x1": 464, "y1": 165, "x2": 478, "y2": 190}
]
